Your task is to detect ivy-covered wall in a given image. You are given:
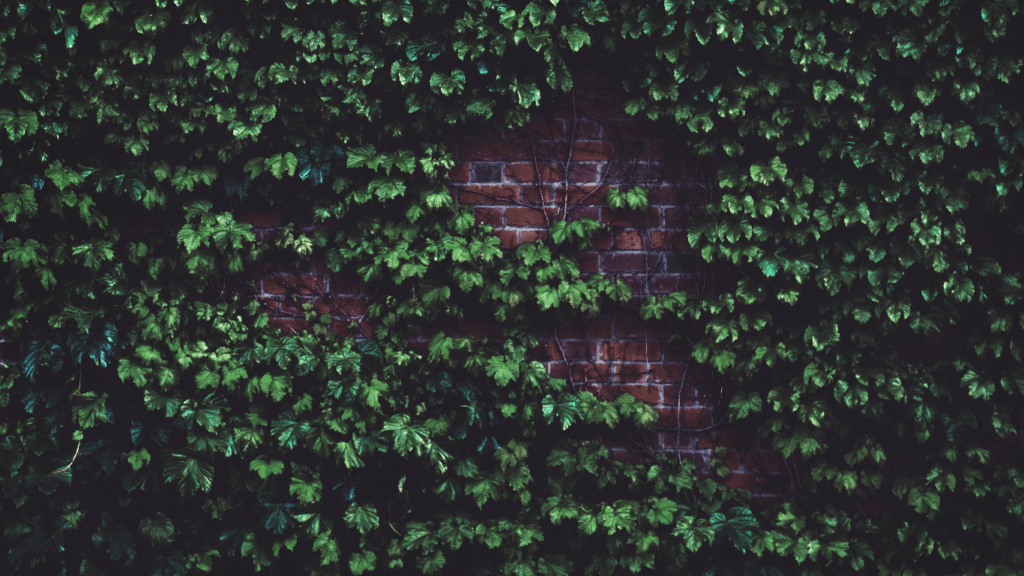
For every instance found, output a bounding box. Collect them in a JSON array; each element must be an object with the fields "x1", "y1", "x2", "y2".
[{"x1": 4, "y1": 0, "x2": 1024, "y2": 575}]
